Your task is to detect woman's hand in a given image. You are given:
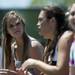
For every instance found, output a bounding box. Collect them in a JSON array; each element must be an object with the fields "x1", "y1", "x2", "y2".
[
  {"x1": 16, "y1": 69, "x2": 32, "y2": 75},
  {"x1": 16, "y1": 69, "x2": 25, "y2": 75},
  {"x1": 19, "y1": 58, "x2": 36, "y2": 71}
]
